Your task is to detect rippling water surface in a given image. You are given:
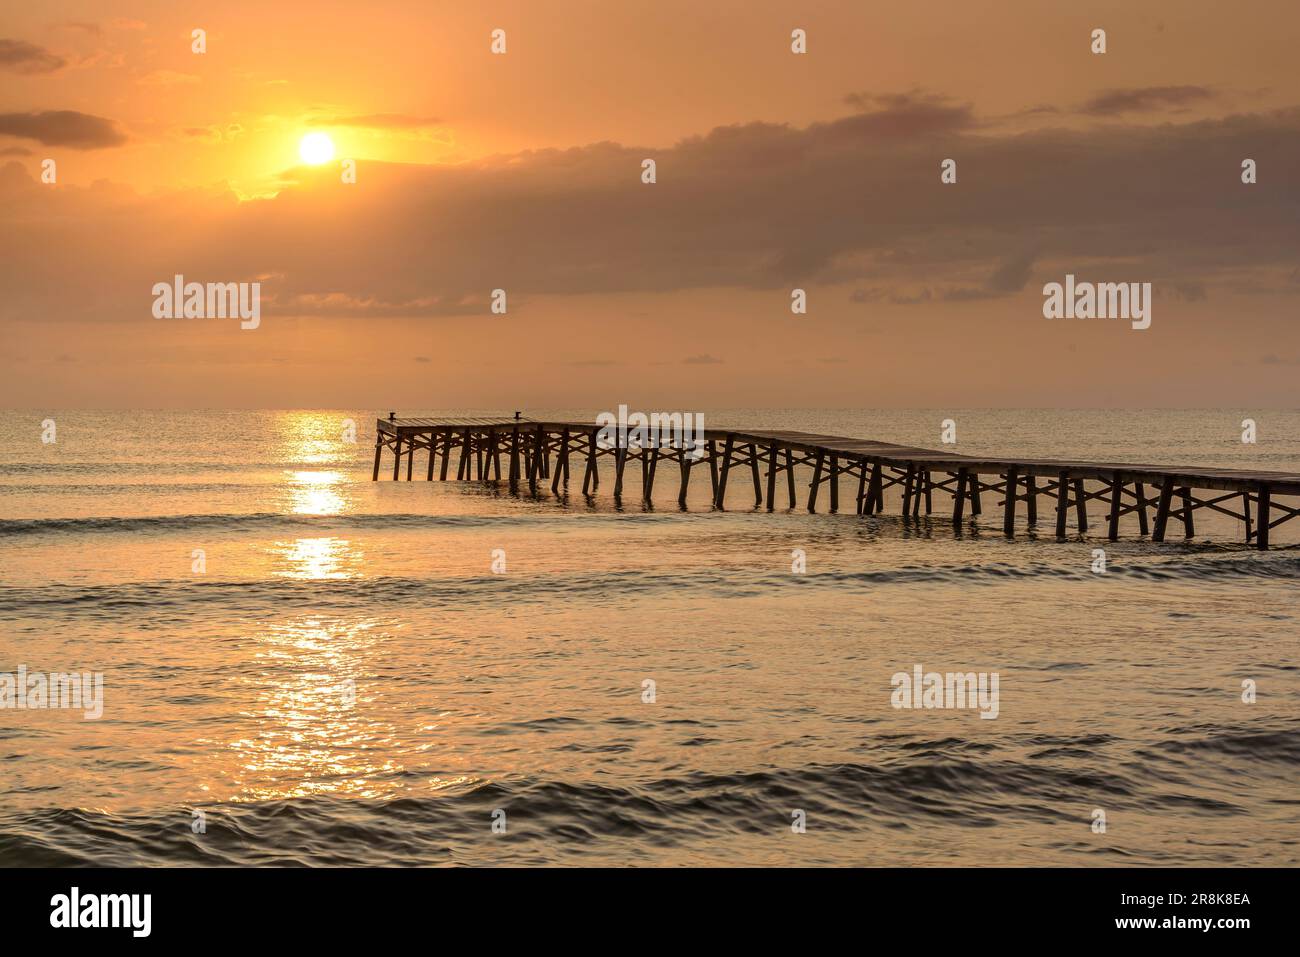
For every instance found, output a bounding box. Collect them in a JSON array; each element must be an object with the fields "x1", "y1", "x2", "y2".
[{"x1": 1, "y1": 409, "x2": 1297, "y2": 866}]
